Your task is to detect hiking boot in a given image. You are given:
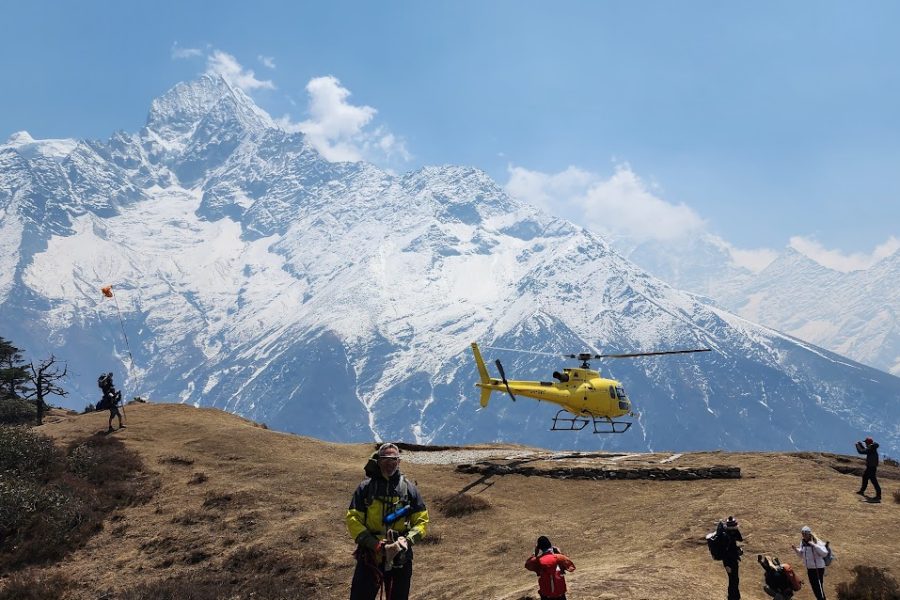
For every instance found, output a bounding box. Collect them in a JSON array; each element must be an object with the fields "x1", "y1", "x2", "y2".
[
  {"x1": 107, "y1": 426, "x2": 114, "y2": 433},
  {"x1": 855, "y1": 490, "x2": 866, "y2": 496},
  {"x1": 119, "y1": 425, "x2": 127, "y2": 429},
  {"x1": 873, "y1": 496, "x2": 882, "y2": 503}
]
